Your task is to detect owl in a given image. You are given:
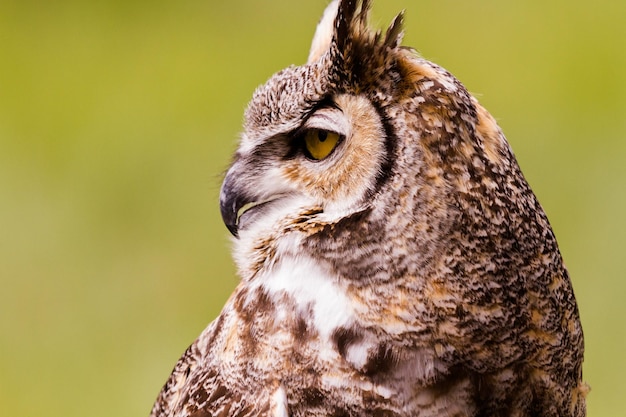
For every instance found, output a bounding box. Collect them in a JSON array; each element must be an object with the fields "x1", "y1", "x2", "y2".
[{"x1": 150, "y1": 1, "x2": 587, "y2": 416}]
